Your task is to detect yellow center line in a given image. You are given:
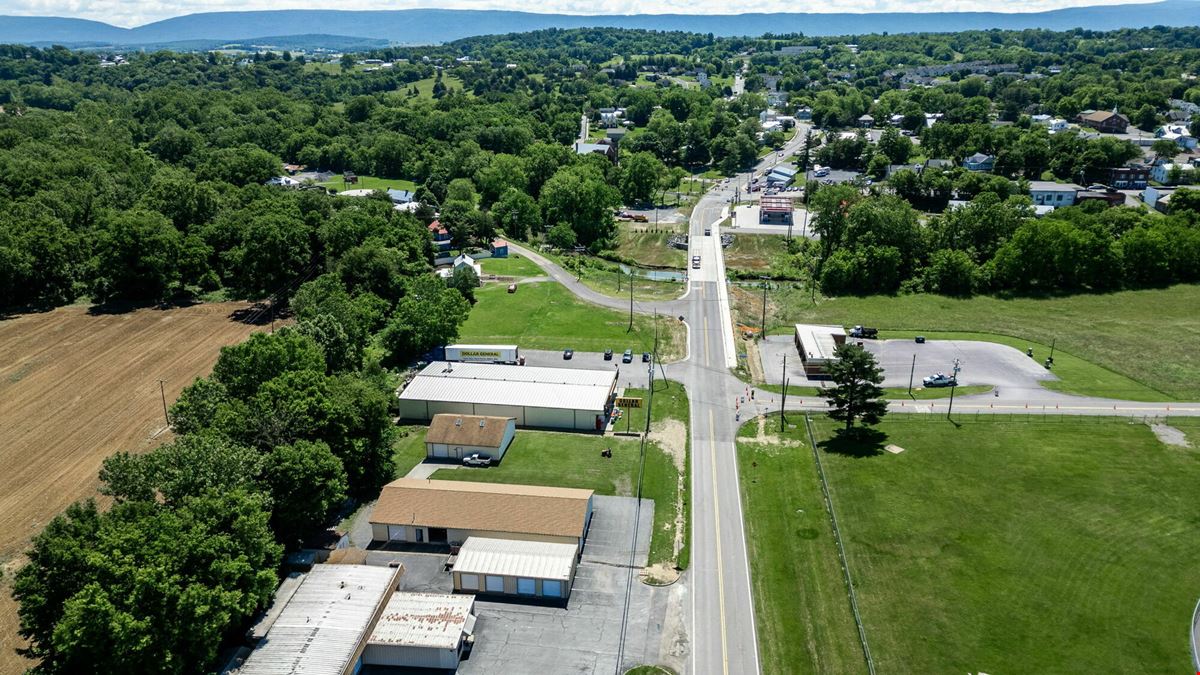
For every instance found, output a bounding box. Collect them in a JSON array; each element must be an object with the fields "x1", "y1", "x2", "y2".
[{"x1": 709, "y1": 410, "x2": 729, "y2": 675}]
